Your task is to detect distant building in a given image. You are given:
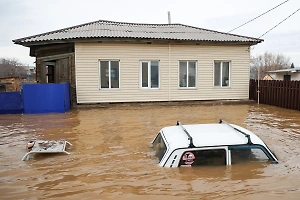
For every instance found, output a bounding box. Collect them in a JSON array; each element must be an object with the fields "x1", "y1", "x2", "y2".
[
  {"x1": 267, "y1": 67, "x2": 300, "y2": 81},
  {"x1": 262, "y1": 74, "x2": 274, "y2": 80},
  {"x1": 0, "y1": 77, "x2": 21, "y2": 91},
  {"x1": 26, "y1": 66, "x2": 36, "y2": 81}
]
